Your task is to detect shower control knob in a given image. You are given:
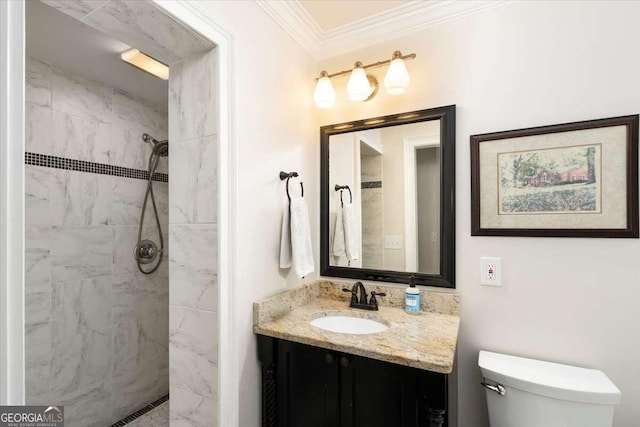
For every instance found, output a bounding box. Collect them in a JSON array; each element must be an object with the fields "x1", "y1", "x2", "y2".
[{"x1": 134, "y1": 240, "x2": 158, "y2": 264}]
